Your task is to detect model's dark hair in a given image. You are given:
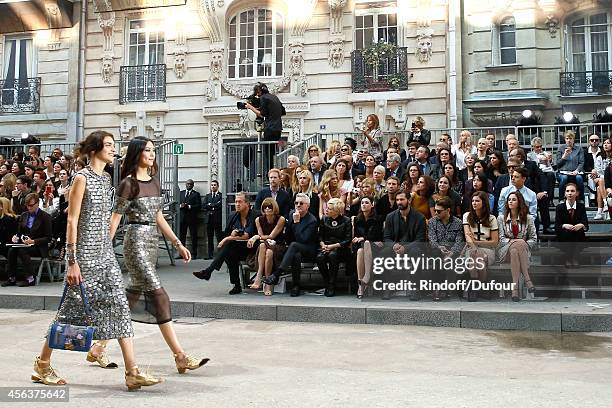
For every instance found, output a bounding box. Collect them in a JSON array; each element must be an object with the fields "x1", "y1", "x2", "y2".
[
  {"x1": 357, "y1": 196, "x2": 376, "y2": 221},
  {"x1": 467, "y1": 191, "x2": 492, "y2": 228},
  {"x1": 74, "y1": 130, "x2": 114, "y2": 161},
  {"x1": 120, "y1": 137, "x2": 158, "y2": 199},
  {"x1": 503, "y1": 191, "x2": 529, "y2": 225},
  {"x1": 254, "y1": 82, "x2": 269, "y2": 94}
]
